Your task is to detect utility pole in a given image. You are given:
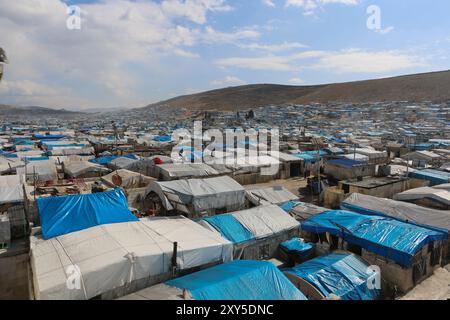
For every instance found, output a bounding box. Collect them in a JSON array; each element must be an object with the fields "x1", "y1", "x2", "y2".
[{"x1": 312, "y1": 137, "x2": 323, "y2": 205}]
